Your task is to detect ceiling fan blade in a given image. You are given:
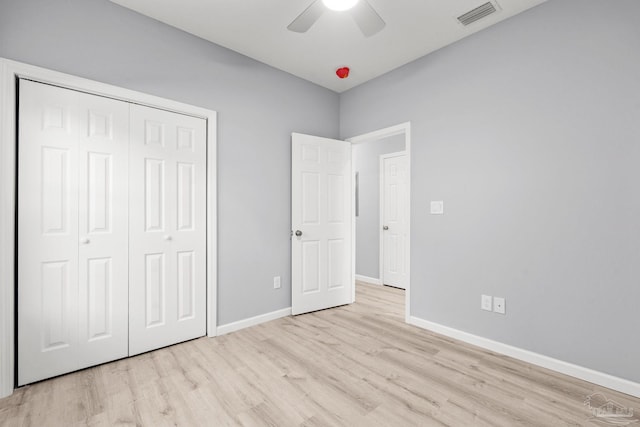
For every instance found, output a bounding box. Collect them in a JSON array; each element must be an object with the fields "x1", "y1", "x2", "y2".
[
  {"x1": 287, "y1": 0, "x2": 325, "y2": 33},
  {"x1": 351, "y1": 0, "x2": 386, "y2": 37}
]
